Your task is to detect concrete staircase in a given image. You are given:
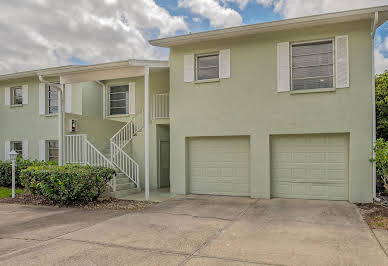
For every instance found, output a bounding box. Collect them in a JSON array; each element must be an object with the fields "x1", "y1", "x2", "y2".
[{"x1": 101, "y1": 144, "x2": 140, "y2": 199}]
